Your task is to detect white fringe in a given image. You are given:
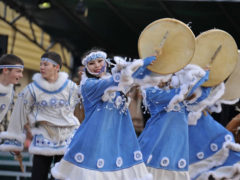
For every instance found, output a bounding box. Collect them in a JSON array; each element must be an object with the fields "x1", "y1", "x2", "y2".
[
  {"x1": 0, "y1": 131, "x2": 26, "y2": 143},
  {"x1": 187, "y1": 83, "x2": 225, "y2": 125},
  {"x1": 32, "y1": 72, "x2": 69, "y2": 91},
  {"x1": 167, "y1": 64, "x2": 206, "y2": 112},
  {"x1": 0, "y1": 144, "x2": 23, "y2": 152},
  {"x1": 102, "y1": 60, "x2": 143, "y2": 101},
  {"x1": 28, "y1": 143, "x2": 66, "y2": 156}
]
